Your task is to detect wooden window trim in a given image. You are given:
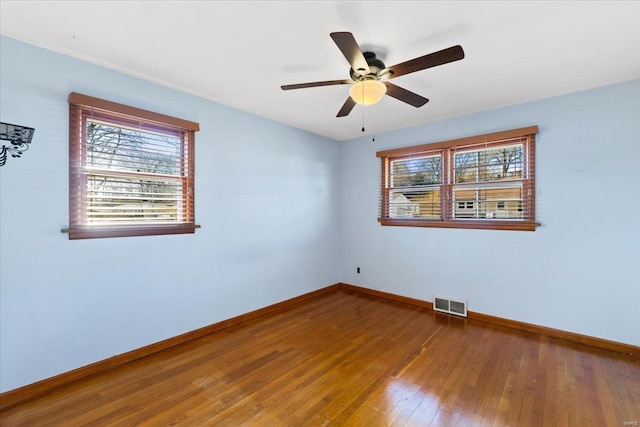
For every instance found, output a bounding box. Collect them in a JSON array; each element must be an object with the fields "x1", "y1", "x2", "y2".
[
  {"x1": 377, "y1": 218, "x2": 539, "y2": 231},
  {"x1": 68, "y1": 93, "x2": 200, "y2": 132},
  {"x1": 376, "y1": 126, "x2": 538, "y2": 158},
  {"x1": 377, "y1": 126, "x2": 540, "y2": 232},
  {"x1": 67, "y1": 93, "x2": 199, "y2": 240}
]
